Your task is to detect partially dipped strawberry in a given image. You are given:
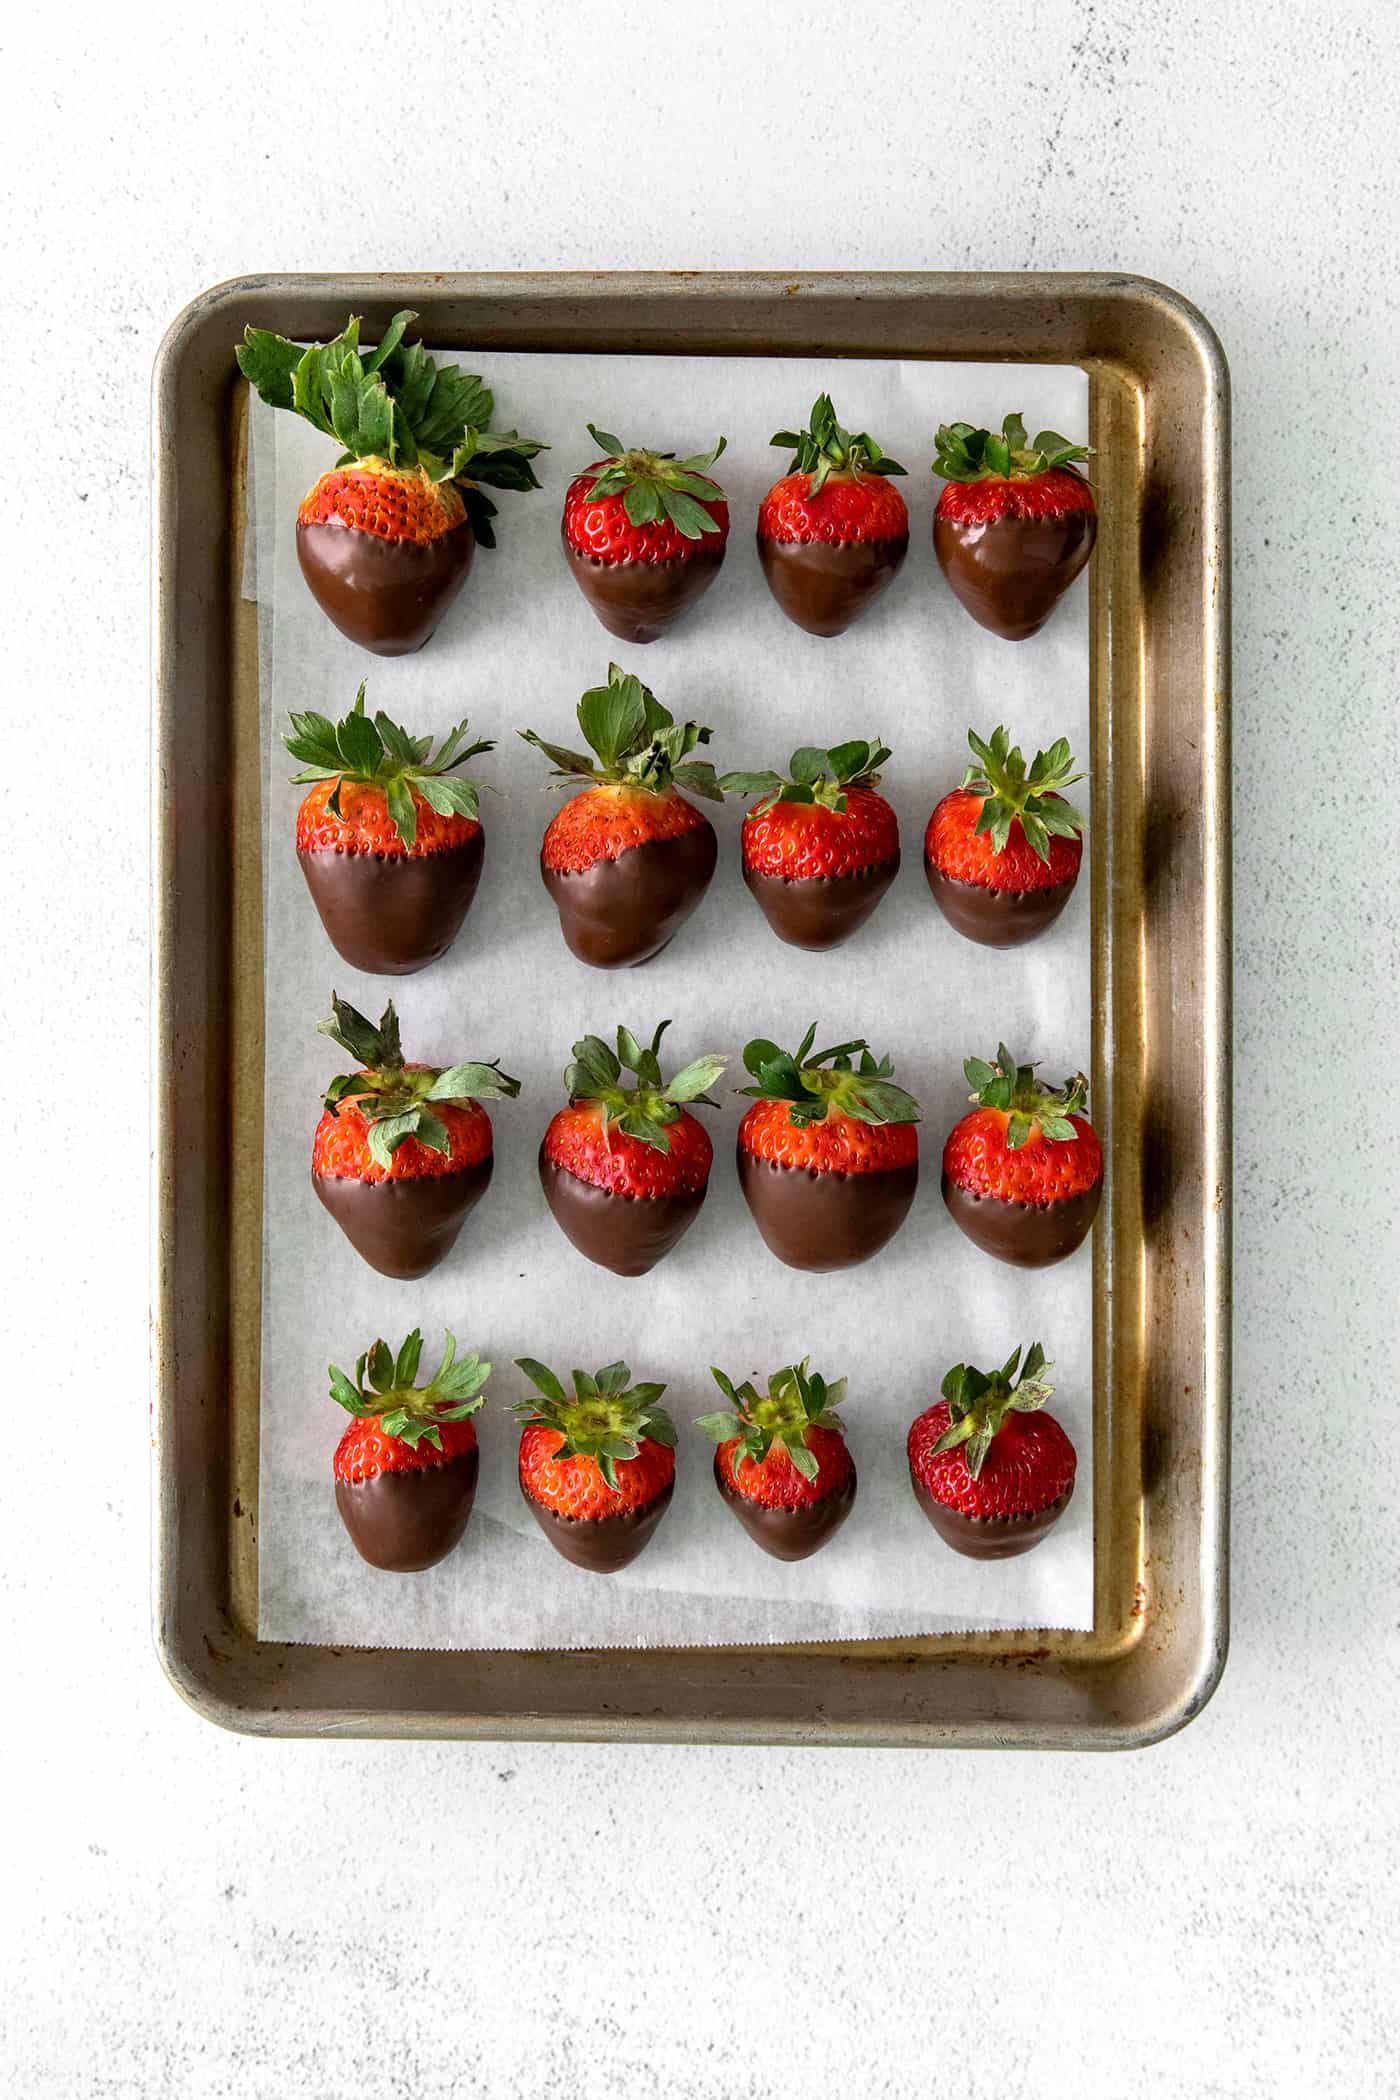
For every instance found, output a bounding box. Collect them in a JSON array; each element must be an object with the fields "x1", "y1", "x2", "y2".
[
  {"x1": 539, "y1": 1021, "x2": 726, "y2": 1277},
  {"x1": 238, "y1": 311, "x2": 545, "y2": 653},
  {"x1": 908, "y1": 1343, "x2": 1076, "y2": 1559},
  {"x1": 721, "y1": 738, "x2": 900, "y2": 950},
  {"x1": 330, "y1": 1329, "x2": 490, "y2": 1572},
  {"x1": 737, "y1": 1027, "x2": 921, "y2": 1271},
  {"x1": 513, "y1": 1358, "x2": 677, "y2": 1574},
  {"x1": 942, "y1": 1045, "x2": 1102, "y2": 1267},
  {"x1": 925, "y1": 725, "x2": 1086, "y2": 948},
  {"x1": 697, "y1": 1359, "x2": 857, "y2": 1562},
  {"x1": 933, "y1": 414, "x2": 1096, "y2": 640},
  {"x1": 520, "y1": 663, "x2": 723, "y2": 968},
  {"x1": 312, "y1": 995, "x2": 520, "y2": 1280},
  {"x1": 562, "y1": 424, "x2": 729, "y2": 643},
  {"x1": 758, "y1": 395, "x2": 908, "y2": 636},
  {"x1": 286, "y1": 683, "x2": 494, "y2": 974}
]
